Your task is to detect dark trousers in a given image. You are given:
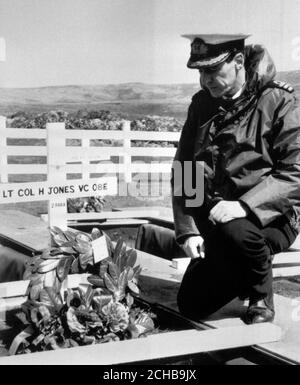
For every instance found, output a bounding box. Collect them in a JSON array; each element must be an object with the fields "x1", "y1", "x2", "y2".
[
  {"x1": 135, "y1": 224, "x2": 186, "y2": 260},
  {"x1": 135, "y1": 216, "x2": 297, "y2": 320}
]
